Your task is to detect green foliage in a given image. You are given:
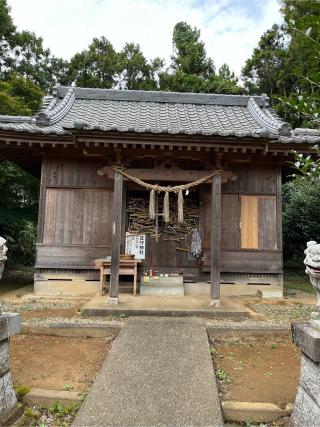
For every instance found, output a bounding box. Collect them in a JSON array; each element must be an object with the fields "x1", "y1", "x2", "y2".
[
  {"x1": 291, "y1": 146, "x2": 320, "y2": 180},
  {"x1": 117, "y1": 43, "x2": 163, "y2": 90},
  {"x1": 21, "y1": 402, "x2": 79, "y2": 427},
  {"x1": 171, "y1": 22, "x2": 214, "y2": 77},
  {"x1": 282, "y1": 177, "x2": 320, "y2": 262},
  {"x1": 0, "y1": 73, "x2": 43, "y2": 115},
  {"x1": 65, "y1": 37, "x2": 118, "y2": 88},
  {"x1": 159, "y1": 21, "x2": 242, "y2": 94},
  {"x1": 242, "y1": 24, "x2": 288, "y2": 100},
  {"x1": 284, "y1": 269, "x2": 314, "y2": 294},
  {"x1": 0, "y1": 161, "x2": 39, "y2": 267},
  {"x1": 242, "y1": 1, "x2": 320, "y2": 126},
  {"x1": 48, "y1": 402, "x2": 80, "y2": 425},
  {"x1": 13, "y1": 384, "x2": 31, "y2": 400},
  {"x1": 216, "y1": 369, "x2": 231, "y2": 383}
]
